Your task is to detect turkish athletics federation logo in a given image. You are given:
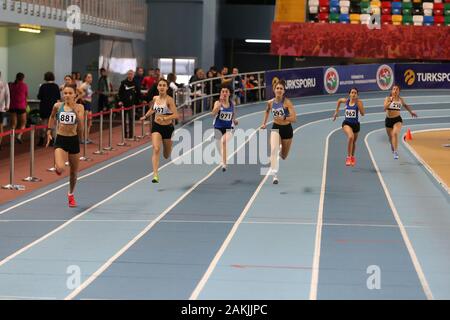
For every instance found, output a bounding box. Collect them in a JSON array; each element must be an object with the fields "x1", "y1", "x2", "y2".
[
  {"x1": 324, "y1": 67, "x2": 339, "y2": 94},
  {"x1": 376, "y1": 65, "x2": 394, "y2": 90}
]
